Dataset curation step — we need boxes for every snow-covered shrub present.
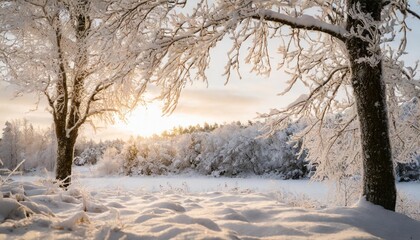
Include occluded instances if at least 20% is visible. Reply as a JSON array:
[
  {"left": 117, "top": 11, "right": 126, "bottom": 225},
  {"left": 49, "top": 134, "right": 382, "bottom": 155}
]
[
  {"left": 258, "top": 125, "right": 308, "bottom": 179},
  {"left": 74, "top": 147, "right": 104, "bottom": 166},
  {"left": 73, "top": 140, "right": 124, "bottom": 166},
  {"left": 91, "top": 122, "right": 308, "bottom": 178},
  {"left": 95, "top": 147, "right": 123, "bottom": 176},
  {"left": 95, "top": 123, "right": 308, "bottom": 179},
  {"left": 171, "top": 138, "right": 194, "bottom": 173},
  {"left": 135, "top": 141, "right": 174, "bottom": 175},
  {"left": 396, "top": 159, "right": 420, "bottom": 182},
  {"left": 172, "top": 133, "right": 204, "bottom": 172},
  {"left": 204, "top": 124, "right": 261, "bottom": 177},
  {"left": 122, "top": 142, "right": 140, "bottom": 176},
  {"left": 169, "top": 122, "right": 308, "bottom": 178}
]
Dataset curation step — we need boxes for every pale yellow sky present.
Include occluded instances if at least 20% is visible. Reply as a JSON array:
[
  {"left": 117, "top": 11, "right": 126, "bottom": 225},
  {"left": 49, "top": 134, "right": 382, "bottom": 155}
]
[{"left": 0, "top": 66, "right": 298, "bottom": 140}]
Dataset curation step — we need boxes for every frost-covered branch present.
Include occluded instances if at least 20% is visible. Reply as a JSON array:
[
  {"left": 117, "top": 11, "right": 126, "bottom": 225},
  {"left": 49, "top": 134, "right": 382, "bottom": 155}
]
[
  {"left": 252, "top": 10, "right": 347, "bottom": 41},
  {"left": 140, "top": 0, "right": 350, "bottom": 113},
  {"left": 136, "top": 1, "right": 419, "bottom": 208},
  {"left": 0, "top": 0, "right": 174, "bottom": 185}
]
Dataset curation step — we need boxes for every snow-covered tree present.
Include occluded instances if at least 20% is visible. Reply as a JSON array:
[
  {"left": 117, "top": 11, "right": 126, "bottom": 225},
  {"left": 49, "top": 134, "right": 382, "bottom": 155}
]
[
  {"left": 140, "top": 0, "right": 420, "bottom": 210},
  {"left": 0, "top": 0, "right": 176, "bottom": 186},
  {"left": 0, "top": 120, "right": 57, "bottom": 171},
  {"left": 38, "top": 125, "right": 57, "bottom": 171},
  {"left": 0, "top": 121, "right": 20, "bottom": 170},
  {"left": 96, "top": 146, "right": 123, "bottom": 175}
]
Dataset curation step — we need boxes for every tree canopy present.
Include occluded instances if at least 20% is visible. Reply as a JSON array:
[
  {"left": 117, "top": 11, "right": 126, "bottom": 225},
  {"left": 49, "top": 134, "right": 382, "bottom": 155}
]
[{"left": 134, "top": 0, "right": 420, "bottom": 210}]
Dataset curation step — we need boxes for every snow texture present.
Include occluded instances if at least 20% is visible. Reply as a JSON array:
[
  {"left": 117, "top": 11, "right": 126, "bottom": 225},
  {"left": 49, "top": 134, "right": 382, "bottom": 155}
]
[{"left": 0, "top": 174, "right": 419, "bottom": 239}]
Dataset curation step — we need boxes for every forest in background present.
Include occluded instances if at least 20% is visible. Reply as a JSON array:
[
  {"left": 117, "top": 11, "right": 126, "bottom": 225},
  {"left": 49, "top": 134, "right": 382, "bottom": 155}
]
[{"left": 1, "top": 106, "right": 418, "bottom": 182}]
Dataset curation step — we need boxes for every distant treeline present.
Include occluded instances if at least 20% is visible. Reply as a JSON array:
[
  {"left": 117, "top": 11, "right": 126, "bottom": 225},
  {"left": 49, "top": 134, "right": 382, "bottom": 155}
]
[{"left": 0, "top": 119, "right": 418, "bottom": 181}]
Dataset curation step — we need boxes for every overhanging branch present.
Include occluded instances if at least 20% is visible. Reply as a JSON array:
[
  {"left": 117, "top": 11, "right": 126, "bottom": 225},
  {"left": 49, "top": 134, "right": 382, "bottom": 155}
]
[
  {"left": 407, "top": 8, "right": 420, "bottom": 20},
  {"left": 252, "top": 10, "right": 347, "bottom": 41}
]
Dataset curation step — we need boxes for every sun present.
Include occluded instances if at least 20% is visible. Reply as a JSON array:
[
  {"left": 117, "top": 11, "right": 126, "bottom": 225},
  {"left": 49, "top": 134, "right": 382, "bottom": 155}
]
[
  {"left": 114, "top": 102, "right": 201, "bottom": 137},
  {"left": 118, "top": 103, "right": 175, "bottom": 137}
]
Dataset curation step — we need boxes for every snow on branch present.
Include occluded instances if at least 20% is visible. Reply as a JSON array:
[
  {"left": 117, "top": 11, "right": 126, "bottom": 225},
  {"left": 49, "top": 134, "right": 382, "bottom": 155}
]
[
  {"left": 140, "top": 0, "right": 352, "bottom": 114},
  {"left": 0, "top": 0, "right": 165, "bottom": 139},
  {"left": 253, "top": 10, "right": 347, "bottom": 41}
]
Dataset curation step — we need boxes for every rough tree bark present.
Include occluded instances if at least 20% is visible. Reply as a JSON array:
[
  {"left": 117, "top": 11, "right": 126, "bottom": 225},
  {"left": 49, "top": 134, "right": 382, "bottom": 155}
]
[
  {"left": 346, "top": 0, "right": 396, "bottom": 210},
  {"left": 55, "top": 132, "right": 77, "bottom": 186},
  {"left": 55, "top": 0, "right": 90, "bottom": 187}
]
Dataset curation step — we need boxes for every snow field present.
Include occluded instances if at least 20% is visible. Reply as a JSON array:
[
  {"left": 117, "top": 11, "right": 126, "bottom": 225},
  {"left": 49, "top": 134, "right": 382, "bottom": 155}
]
[{"left": 1, "top": 174, "right": 420, "bottom": 239}]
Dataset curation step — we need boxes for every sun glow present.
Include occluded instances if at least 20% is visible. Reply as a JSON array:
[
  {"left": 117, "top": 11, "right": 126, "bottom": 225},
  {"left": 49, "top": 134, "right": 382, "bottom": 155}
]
[{"left": 114, "top": 103, "right": 203, "bottom": 137}]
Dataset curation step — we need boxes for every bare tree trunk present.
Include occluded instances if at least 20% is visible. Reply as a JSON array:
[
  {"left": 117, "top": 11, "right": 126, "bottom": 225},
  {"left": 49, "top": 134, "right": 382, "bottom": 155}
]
[
  {"left": 346, "top": 0, "right": 396, "bottom": 211},
  {"left": 55, "top": 134, "right": 77, "bottom": 187},
  {"left": 54, "top": 0, "right": 89, "bottom": 188},
  {"left": 53, "top": 19, "right": 71, "bottom": 186}
]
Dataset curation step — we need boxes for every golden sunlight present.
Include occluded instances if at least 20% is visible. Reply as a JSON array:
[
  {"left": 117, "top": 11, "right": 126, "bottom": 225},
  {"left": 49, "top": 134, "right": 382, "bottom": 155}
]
[{"left": 114, "top": 103, "right": 203, "bottom": 137}]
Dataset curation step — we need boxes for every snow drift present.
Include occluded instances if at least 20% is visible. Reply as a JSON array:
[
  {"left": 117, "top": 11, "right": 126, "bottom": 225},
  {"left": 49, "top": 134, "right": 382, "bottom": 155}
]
[{"left": 1, "top": 177, "right": 419, "bottom": 239}]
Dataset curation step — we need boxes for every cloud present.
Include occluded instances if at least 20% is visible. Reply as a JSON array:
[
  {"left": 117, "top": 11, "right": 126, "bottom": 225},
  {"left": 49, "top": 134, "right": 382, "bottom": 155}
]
[
  {"left": 0, "top": 86, "right": 51, "bottom": 127},
  {"left": 174, "top": 88, "right": 262, "bottom": 120}
]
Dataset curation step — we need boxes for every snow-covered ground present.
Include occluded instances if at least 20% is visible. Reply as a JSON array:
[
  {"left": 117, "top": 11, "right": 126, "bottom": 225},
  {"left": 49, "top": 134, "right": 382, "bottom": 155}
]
[{"left": 1, "top": 167, "right": 419, "bottom": 239}]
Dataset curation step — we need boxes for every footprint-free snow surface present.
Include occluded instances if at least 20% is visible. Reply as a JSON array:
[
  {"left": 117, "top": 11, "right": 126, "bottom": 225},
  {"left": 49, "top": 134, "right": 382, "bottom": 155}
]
[{"left": 1, "top": 175, "right": 419, "bottom": 240}]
